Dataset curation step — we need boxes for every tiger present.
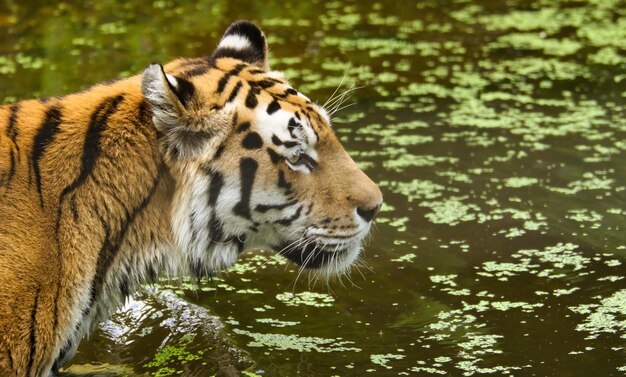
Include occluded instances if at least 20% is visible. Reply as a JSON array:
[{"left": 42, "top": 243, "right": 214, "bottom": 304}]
[{"left": 0, "top": 20, "right": 382, "bottom": 376}]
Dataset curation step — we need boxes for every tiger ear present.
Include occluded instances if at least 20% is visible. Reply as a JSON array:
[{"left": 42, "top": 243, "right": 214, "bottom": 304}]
[
  {"left": 211, "top": 20, "right": 269, "bottom": 71},
  {"left": 141, "top": 63, "right": 195, "bottom": 126},
  {"left": 141, "top": 64, "right": 196, "bottom": 109},
  {"left": 142, "top": 64, "right": 220, "bottom": 158}
]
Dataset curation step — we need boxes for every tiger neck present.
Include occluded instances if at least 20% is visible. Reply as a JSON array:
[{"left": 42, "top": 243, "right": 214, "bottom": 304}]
[{"left": 73, "top": 78, "right": 182, "bottom": 308}]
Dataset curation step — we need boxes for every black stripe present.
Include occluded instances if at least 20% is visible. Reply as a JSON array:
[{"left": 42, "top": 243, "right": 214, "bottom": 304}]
[
  {"left": 7, "top": 349, "right": 14, "bottom": 371},
  {"left": 137, "top": 100, "right": 151, "bottom": 125},
  {"left": 217, "top": 63, "right": 247, "bottom": 94},
  {"left": 52, "top": 339, "right": 73, "bottom": 374},
  {"left": 172, "top": 76, "right": 195, "bottom": 107},
  {"left": 90, "top": 212, "right": 111, "bottom": 306},
  {"left": 2, "top": 103, "right": 19, "bottom": 185},
  {"left": 181, "top": 64, "right": 209, "bottom": 78},
  {"left": 302, "top": 154, "right": 318, "bottom": 170},
  {"left": 242, "top": 132, "right": 263, "bottom": 149},
  {"left": 286, "top": 88, "right": 297, "bottom": 95},
  {"left": 158, "top": 68, "right": 194, "bottom": 109},
  {"left": 213, "top": 144, "right": 225, "bottom": 160},
  {"left": 69, "top": 194, "right": 79, "bottom": 221},
  {"left": 236, "top": 122, "right": 251, "bottom": 133},
  {"left": 271, "top": 134, "right": 283, "bottom": 146},
  {"left": 266, "top": 100, "right": 281, "bottom": 115},
  {"left": 233, "top": 158, "right": 258, "bottom": 219},
  {"left": 26, "top": 286, "right": 41, "bottom": 377},
  {"left": 32, "top": 106, "right": 63, "bottom": 207},
  {"left": 309, "top": 119, "right": 319, "bottom": 141},
  {"left": 207, "top": 170, "right": 226, "bottom": 245},
  {"left": 252, "top": 79, "right": 277, "bottom": 89},
  {"left": 7, "top": 149, "right": 16, "bottom": 184},
  {"left": 245, "top": 87, "right": 259, "bottom": 109},
  {"left": 56, "top": 95, "right": 124, "bottom": 234},
  {"left": 226, "top": 81, "right": 243, "bottom": 103},
  {"left": 119, "top": 274, "right": 130, "bottom": 298},
  {"left": 287, "top": 118, "right": 300, "bottom": 138},
  {"left": 189, "top": 210, "right": 199, "bottom": 243},
  {"left": 6, "top": 104, "right": 19, "bottom": 144},
  {"left": 89, "top": 168, "right": 162, "bottom": 307},
  {"left": 284, "top": 140, "right": 299, "bottom": 148},
  {"left": 209, "top": 217, "right": 225, "bottom": 244},
  {"left": 206, "top": 171, "right": 224, "bottom": 247},
  {"left": 266, "top": 148, "right": 281, "bottom": 164},
  {"left": 277, "top": 169, "right": 292, "bottom": 192},
  {"left": 213, "top": 47, "right": 264, "bottom": 66},
  {"left": 255, "top": 199, "right": 298, "bottom": 213},
  {"left": 274, "top": 205, "right": 303, "bottom": 226},
  {"left": 208, "top": 170, "right": 224, "bottom": 207}
]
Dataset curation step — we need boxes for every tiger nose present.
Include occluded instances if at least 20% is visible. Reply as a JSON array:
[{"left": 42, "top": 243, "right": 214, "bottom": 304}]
[
  {"left": 357, "top": 204, "right": 382, "bottom": 222},
  {"left": 352, "top": 181, "right": 383, "bottom": 222}
]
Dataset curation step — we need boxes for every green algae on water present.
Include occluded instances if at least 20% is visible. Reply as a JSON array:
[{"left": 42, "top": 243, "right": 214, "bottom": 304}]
[
  {"left": 233, "top": 329, "right": 361, "bottom": 353},
  {"left": 275, "top": 292, "right": 335, "bottom": 307}
]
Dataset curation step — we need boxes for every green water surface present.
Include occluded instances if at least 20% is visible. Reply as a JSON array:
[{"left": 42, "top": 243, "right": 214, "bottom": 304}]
[{"left": 2, "top": 0, "right": 626, "bottom": 376}]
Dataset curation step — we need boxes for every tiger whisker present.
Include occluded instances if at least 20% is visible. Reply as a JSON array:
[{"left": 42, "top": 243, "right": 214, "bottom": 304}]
[
  {"left": 325, "top": 83, "right": 362, "bottom": 111},
  {"left": 308, "top": 238, "right": 333, "bottom": 289},
  {"left": 290, "top": 239, "right": 317, "bottom": 292},
  {"left": 249, "top": 227, "right": 310, "bottom": 274},
  {"left": 325, "top": 85, "right": 352, "bottom": 112},
  {"left": 327, "top": 85, "right": 364, "bottom": 116},
  {"left": 322, "top": 69, "right": 350, "bottom": 108}
]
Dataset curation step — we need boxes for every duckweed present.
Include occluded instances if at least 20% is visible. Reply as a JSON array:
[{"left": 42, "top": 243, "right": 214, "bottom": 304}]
[{"left": 275, "top": 292, "right": 335, "bottom": 307}]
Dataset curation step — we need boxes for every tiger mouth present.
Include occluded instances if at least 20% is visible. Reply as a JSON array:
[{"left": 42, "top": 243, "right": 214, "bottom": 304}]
[{"left": 278, "top": 242, "right": 349, "bottom": 268}]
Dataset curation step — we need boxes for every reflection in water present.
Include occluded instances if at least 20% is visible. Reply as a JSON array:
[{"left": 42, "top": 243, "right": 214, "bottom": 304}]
[{"left": 2, "top": 0, "right": 626, "bottom": 375}]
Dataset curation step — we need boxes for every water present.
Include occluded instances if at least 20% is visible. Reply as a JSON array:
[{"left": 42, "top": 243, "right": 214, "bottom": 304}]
[{"left": 2, "top": 0, "right": 626, "bottom": 375}]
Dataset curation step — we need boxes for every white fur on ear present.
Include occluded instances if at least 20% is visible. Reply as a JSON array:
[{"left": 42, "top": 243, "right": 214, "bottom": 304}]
[
  {"left": 141, "top": 64, "right": 233, "bottom": 159},
  {"left": 142, "top": 65, "right": 170, "bottom": 105},
  {"left": 212, "top": 20, "right": 269, "bottom": 70},
  {"left": 165, "top": 73, "right": 179, "bottom": 89},
  {"left": 217, "top": 34, "right": 253, "bottom": 51},
  {"left": 141, "top": 64, "right": 183, "bottom": 132}
]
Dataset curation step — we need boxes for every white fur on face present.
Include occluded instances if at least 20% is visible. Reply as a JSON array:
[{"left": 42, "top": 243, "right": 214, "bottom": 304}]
[
  {"left": 165, "top": 100, "right": 367, "bottom": 280},
  {"left": 254, "top": 108, "right": 295, "bottom": 145}
]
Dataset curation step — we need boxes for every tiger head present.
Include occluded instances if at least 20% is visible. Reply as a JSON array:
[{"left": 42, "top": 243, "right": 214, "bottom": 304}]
[{"left": 141, "top": 21, "right": 382, "bottom": 278}]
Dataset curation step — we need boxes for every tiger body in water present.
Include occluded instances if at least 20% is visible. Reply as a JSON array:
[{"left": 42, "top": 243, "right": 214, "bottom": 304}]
[{"left": 0, "top": 21, "right": 382, "bottom": 376}]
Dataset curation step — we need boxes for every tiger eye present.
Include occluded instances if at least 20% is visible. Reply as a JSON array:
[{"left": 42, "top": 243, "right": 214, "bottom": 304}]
[{"left": 287, "top": 154, "right": 302, "bottom": 165}]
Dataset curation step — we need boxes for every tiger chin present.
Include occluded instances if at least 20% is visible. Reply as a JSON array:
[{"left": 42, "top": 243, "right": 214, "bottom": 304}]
[{"left": 0, "top": 21, "right": 382, "bottom": 376}]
